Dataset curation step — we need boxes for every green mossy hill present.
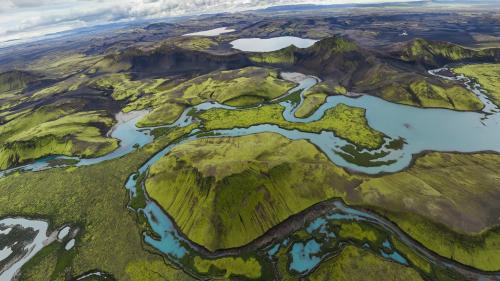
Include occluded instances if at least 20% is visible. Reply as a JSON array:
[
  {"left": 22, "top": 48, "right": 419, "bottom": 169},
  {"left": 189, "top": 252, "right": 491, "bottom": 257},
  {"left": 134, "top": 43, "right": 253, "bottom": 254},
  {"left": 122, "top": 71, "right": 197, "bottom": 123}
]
[
  {"left": 353, "top": 153, "right": 500, "bottom": 235},
  {"left": 348, "top": 152, "right": 500, "bottom": 271},
  {"left": 0, "top": 70, "right": 38, "bottom": 93},
  {"left": 28, "top": 53, "right": 103, "bottom": 78},
  {"left": 123, "top": 67, "right": 295, "bottom": 126},
  {"left": 0, "top": 101, "right": 118, "bottom": 170},
  {"left": 170, "top": 67, "right": 294, "bottom": 106},
  {"left": 249, "top": 36, "right": 486, "bottom": 111},
  {"left": 384, "top": 211, "right": 500, "bottom": 272},
  {"left": 106, "top": 44, "right": 251, "bottom": 79},
  {"left": 308, "top": 36, "right": 359, "bottom": 57},
  {"left": 295, "top": 92, "right": 328, "bottom": 118},
  {"left": 400, "top": 38, "right": 500, "bottom": 67},
  {"left": 92, "top": 73, "right": 167, "bottom": 103},
  {"left": 91, "top": 53, "right": 132, "bottom": 74},
  {"left": 249, "top": 36, "right": 369, "bottom": 84},
  {"left": 0, "top": 127, "right": 197, "bottom": 281},
  {"left": 249, "top": 45, "right": 298, "bottom": 64},
  {"left": 307, "top": 246, "right": 424, "bottom": 281},
  {"left": 249, "top": 37, "right": 358, "bottom": 66},
  {"left": 173, "top": 37, "right": 218, "bottom": 51},
  {"left": 453, "top": 63, "right": 500, "bottom": 107},
  {"left": 357, "top": 63, "right": 483, "bottom": 111},
  {"left": 407, "top": 79, "right": 483, "bottom": 110},
  {"left": 2, "top": 129, "right": 500, "bottom": 275},
  {"left": 198, "top": 103, "right": 384, "bottom": 149},
  {"left": 145, "top": 133, "right": 358, "bottom": 251},
  {"left": 295, "top": 83, "right": 348, "bottom": 118}
]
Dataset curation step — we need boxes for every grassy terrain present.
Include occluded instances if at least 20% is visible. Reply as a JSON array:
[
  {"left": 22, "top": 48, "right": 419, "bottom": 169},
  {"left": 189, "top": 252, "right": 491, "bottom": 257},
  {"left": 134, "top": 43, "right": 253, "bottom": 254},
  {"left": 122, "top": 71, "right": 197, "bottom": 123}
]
[
  {"left": 193, "top": 256, "right": 261, "bottom": 279},
  {"left": 295, "top": 93, "right": 327, "bottom": 118},
  {"left": 0, "top": 126, "right": 197, "bottom": 281},
  {"left": 309, "top": 36, "right": 359, "bottom": 57},
  {"left": 28, "top": 53, "right": 103, "bottom": 78},
  {"left": 307, "top": 246, "right": 424, "bottom": 281},
  {"left": 198, "top": 103, "right": 384, "bottom": 149},
  {"left": 271, "top": 218, "right": 436, "bottom": 281},
  {"left": 353, "top": 153, "right": 500, "bottom": 235},
  {"left": 146, "top": 132, "right": 500, "bottom": 269},
  {"left": 1, "top": 32, "right": 499, "bottom": 279},
  {"left": 0, "top": 68, "right": 127, "bottom": 169},
  {"left": 350, "top": 152, "right": 500, "bottom": 271},
  {"left": 92, "top": 73, "right": 181, "bottom": 127},
  {"left": 125, "top": 260, "right": 195, "bottom": 281},
  {"left": 400, "top": 38, "right": 499, "bottom": 67},
  {"left": 0, "top": 64, "right": 295, "bottom": 167},
  {"left": 248, "top": 36, "right": 358, "bottom": 67},
  {"left": 145, "top": 133, "right": 358, "bottom": 250},
  {"left": 408, "top": 80, "right": 483, "bottom": 110},
  {"left": 383, "top": 211, "right": 500, "bottom": 272},
  {"left": 0, "top": 102, "right": 118, "bottom": 170},
  {"left": 248, "top": 46, "right": 298, "bottom": 64},
  {"left": 1, "top": 131, "right": 499, "bottom": 277},
  {"left": 101, "top": 67, "right": 295, "bottom": 126},
  {"left": 93, "top": 73, "right": 167, "bottom": 103},
  {"left": 0, "top": 70, "right": 38, "bottom": 93},
  {"left": 136, "top": 103, "right": 186, "bottom": 128},
  {"left": 0, "top": 72, "right": 89, "bottom": 117},
  {"left": 357, "top": 64, "right": 484, "bottom": 111},
  {"left": 453, "top": 63, "right": 500, "bottom": 107},
  {"left": 177, "top": 67, "right": 292, "bottom": 106},
  {"left": 173, "top": 37, "right": 218, "bottom": 51},
  {"left": 248, "top": 36, "right": 485, "bottom": 111},
  {"left": 295, "top": 83, "right": 348, "bottom": 118}
]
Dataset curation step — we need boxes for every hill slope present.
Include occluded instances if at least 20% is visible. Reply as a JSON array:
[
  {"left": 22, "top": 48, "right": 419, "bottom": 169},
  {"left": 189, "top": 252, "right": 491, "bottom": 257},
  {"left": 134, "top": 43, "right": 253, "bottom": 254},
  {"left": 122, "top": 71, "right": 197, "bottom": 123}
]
[
  {"left": 249, "top": 36, "right": 487, "bottom": 111},
  {"left": 145, "top": 133, "right": 358, "bottom": 251},
  {"left": 0, "top": 70, "right": 39, "bottom": 93},
  {"left": 398, "top": 38, "right": 500, "bottom": 67}
]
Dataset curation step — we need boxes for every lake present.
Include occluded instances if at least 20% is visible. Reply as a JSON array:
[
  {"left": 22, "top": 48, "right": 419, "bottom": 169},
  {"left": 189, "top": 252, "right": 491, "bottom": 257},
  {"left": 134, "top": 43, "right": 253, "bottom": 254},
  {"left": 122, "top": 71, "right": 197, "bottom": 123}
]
[
  {"left": 230, "top": 36, "right": 318, "bottom": 52},
  {"left": 183, "top": 27, "right": 235, "bottom": 37}
]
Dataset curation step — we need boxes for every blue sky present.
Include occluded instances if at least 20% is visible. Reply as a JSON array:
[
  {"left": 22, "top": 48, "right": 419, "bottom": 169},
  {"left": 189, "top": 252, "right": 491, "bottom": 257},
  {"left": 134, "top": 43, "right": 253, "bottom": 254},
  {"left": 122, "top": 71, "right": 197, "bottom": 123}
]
[{"left": 0, "top": 0, "right": 427, "bottom": 43}]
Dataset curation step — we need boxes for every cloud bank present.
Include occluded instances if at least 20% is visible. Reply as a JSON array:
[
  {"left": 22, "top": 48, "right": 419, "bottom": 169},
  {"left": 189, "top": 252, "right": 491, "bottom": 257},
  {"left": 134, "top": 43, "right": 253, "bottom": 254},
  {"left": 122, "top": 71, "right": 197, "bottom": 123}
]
[{"left": 0, "top": 0, "right": 421, "bottom": 43}]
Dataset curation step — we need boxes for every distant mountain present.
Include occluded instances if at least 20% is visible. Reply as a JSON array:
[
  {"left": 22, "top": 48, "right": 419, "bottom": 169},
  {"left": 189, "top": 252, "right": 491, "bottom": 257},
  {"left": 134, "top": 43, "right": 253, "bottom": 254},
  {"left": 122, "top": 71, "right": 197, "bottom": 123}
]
[
  {"left": 144, "top": 22, "right": 176, "bottom": 31},
  {"left": 260, "top": 0, "right": 430, "bottom": 12},
  {"left": 431, "top": 0, "right": 496, "bottom": 3}
]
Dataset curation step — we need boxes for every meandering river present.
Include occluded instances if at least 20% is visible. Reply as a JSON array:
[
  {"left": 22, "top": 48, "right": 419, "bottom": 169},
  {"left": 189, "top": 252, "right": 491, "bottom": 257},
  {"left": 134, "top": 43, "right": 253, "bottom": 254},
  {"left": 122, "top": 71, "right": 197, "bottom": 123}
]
[
  {"left": 4, "top": 65, "right": 500, "bottom": 177},
  {"left": 119, "top": 68, "right": 500, "bottom": 280},
  {"left": 1, "top": 46, "right": 500, "bottom": 279}
]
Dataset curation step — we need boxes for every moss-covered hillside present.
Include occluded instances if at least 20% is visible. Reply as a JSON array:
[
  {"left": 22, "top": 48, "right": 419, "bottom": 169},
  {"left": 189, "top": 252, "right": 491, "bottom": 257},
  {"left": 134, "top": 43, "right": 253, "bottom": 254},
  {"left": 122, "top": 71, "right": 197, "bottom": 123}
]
[
  {"left": 145, "top": 133, "right": 358, "bottom": 250},
  {"left": 247, "top": 36, "right": 491, "bottom": 111},
  {"left": 400, "top": 38, "right": 500, "bottom": 67}
]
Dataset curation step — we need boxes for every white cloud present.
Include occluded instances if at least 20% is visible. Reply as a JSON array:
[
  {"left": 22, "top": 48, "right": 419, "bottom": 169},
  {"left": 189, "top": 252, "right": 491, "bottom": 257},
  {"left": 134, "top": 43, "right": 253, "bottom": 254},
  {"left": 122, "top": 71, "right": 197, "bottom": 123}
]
[{"left": 0, "top": 0, "right": 422, "bottom": 43}]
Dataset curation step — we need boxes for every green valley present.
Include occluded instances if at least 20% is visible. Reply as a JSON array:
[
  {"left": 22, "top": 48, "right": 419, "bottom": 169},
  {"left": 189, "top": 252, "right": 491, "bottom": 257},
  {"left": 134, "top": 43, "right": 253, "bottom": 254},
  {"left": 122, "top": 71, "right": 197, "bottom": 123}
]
[{"left": 1, "top": 4, "right": 500, "bottom": 281}]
